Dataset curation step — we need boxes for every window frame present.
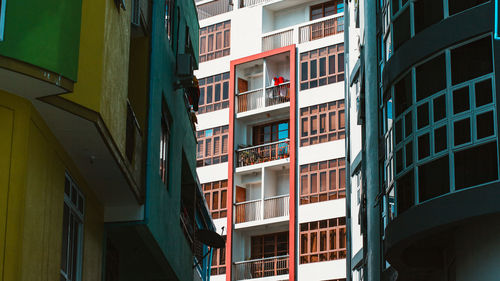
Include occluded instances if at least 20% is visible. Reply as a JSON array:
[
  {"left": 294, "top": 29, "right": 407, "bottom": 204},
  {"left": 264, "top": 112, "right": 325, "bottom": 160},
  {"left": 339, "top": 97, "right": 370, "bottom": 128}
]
[
  {"left": 300, "top": 44, "right": 345, "bottom": 91},
  {"left": 299, "top": 217, "right": 346, "bottom": 264},
  {"left": 199, "top": 20, "right": 231, "bottom": 63},
  {"left": 60, "top": 173, "right": 85, "bottom": 281},
  {"left": 203, "top": 180, "right": 228, "bottom": 219},
  {"left": 300, "top": 158, "right": 346, "bottom": 205},
  {"left": 160, "top": 100, "right": 172, "bottom": 187},
  {"left": 0, "top": 0, "right": 6, "bottom": 41},
  {"left": 211, "top": 238, "right": 227, "bottom": 275},
  {"left": 198, "top": 72, "right": 230, "bottom": 114},
  {"left": 196, "top": 125, "right": 229, "bottom": 167},
  {"left": 165, "top": 0, "right": 175, "bottom": 42},
  {"left": 300, "top": 100, "right": 345, "bottom": 147}
]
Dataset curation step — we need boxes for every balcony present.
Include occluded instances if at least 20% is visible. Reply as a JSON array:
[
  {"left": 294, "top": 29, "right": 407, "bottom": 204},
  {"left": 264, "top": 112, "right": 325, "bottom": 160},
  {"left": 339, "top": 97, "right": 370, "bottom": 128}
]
[
  {"left": 262, "top": 14, "right": 344, "bottom": 51},
  {"left": 235, "top": 194, "right": 289, "bottom": 223},
  {"left": 233, "top": 255, "right": 289, "bottom": 280},
  {"left": 237, "top": 83, "right": 290, "bottom": 113},
  {"left": 196, "top": 0, "right": 233, "bottom": 20},
  {"left": 237, "top": 139, "right": 290, "bottom": 167}
]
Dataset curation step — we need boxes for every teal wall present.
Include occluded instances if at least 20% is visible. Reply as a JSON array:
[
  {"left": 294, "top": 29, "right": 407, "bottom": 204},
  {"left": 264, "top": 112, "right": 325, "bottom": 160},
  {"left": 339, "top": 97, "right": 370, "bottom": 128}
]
[
  {"left": 145, "top": 0, "right": 201, "bottom": 280},
  {"left": 0, "top": 0, "right": 82, "bottom": 81}
]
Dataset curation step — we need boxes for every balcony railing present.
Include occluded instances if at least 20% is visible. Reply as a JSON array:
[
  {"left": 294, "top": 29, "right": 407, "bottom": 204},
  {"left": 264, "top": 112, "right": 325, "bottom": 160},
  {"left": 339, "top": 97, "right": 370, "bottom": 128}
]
[
  {"left": 237, "top": 139, "right": 290, "bottom": 167},
  {"left": 299, "top": 16, "right": 344, "bottom": 43},
  {"left": 197, "top": 0, "right": 233, "bottom": 20},
  {"left": 237, "top": 88, "right": 264, "bottom": 113},
  {"left": 261, "top": 14, "right": 344, "bottom": 51},
  {"left": 265, "top": 82, "right": 290, "bottom": 107},
  {"left": 239, "top": 0, "right": 272, "bottom": 8},
  {"left": 262, "top": 29, "right": 293, "bottom": 52},
  {"left": 233, "top": 255, "right": 289, "bottom": 280},
  {"left": 235, "top": 195, "right": 289, "bottom": 223}
]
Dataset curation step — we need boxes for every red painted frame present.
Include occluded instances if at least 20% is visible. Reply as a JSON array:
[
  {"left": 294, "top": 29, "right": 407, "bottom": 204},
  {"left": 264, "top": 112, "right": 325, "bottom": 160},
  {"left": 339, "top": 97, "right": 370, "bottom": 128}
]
[{"left": 227, "top": 44, "right": 297, "bottom": 281}]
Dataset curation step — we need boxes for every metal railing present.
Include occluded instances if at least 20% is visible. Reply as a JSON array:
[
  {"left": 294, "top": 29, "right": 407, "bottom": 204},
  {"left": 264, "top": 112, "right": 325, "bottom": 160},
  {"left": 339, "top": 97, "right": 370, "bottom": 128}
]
[
  {"left": 233, "top": 255, "right": 289, "bottom": 280},
  {"left": 262, "top": 29, "right": 293, "bottom": 51},
  {"left": 299, "top": 16, "right": 344, "bottom": 43},
  {"left": 239, "top": 0, "right": 272, "bottom": 8},
  {"left": 235, "top": 195, "right": 289, "bottom": 223},
  {"left": 237, "top": 139, "right": 290, "bottom": 167},
  {"left": 235, "top": 199, "right": 262, "bottom": 223},
  {"left": 197, "top": 0, "right": 233, "bottom": 20},
  {"left": 237, "top": 88, "right": 264, "bottom": 113},
  {"left": 265, "top": 83, "right": 290, "bottom": 107},
  {"left": 264, "top": 195, "right": 289, "bottom": 219}
]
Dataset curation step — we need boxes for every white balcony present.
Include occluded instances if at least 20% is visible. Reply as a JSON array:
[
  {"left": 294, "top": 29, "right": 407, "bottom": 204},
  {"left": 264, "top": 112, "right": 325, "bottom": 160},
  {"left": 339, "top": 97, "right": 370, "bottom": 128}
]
[
  {"left": 235, "top": 194, "right": 289, "bottom": 224},
  {"left": 261, "top": 13, "right": 344, "bottom": 52},
  {"left": 233, "top": 255, "right": 289, "bottom": 280}
]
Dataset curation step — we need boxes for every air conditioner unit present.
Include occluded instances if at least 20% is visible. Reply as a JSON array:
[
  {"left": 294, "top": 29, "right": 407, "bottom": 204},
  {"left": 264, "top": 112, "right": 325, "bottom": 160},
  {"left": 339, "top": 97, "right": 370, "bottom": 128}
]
[{"left": 131, "top": 0, "right": 141, "bottom": 26}]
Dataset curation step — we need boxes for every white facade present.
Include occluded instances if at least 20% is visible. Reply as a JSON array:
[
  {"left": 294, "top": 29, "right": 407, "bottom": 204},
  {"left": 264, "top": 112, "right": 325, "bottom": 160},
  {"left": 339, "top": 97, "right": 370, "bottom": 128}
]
[{"left": 195, "top": 1, "right": 347, "bottom": 280}]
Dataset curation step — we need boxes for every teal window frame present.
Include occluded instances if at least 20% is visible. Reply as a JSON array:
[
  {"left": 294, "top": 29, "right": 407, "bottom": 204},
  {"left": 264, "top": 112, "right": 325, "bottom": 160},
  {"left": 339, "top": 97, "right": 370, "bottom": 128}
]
[{"left": 0, "top": 0, "right": 6, "bottom": 41}]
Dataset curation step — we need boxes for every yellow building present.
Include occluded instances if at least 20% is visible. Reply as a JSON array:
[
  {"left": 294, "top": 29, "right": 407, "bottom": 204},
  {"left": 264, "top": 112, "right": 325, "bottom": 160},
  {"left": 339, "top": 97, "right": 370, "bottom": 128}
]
[{"left": 0, "top": 0, "right": 148, "bottom": 280}]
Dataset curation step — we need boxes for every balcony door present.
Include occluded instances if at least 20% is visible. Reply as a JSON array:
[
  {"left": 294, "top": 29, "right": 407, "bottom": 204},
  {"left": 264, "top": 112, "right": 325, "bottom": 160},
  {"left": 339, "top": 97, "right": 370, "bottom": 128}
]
[{"left": 252, "top": 120, "right": 289, "bottom": 146}]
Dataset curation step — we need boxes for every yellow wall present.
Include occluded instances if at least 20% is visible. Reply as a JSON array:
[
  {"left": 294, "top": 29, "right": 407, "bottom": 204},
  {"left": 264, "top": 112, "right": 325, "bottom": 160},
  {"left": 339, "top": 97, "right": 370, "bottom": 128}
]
[
  {"left": 61, "top": 0, "right": 133, "bottom": 158},
  {"left": 0, "top": 91, "right": 104, "bottom": 281}
]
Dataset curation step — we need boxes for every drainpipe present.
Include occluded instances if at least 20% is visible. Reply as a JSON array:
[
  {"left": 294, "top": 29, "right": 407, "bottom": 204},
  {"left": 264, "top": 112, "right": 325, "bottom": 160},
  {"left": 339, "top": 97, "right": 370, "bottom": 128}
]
[
  {"left": 343, "top": 1, "right": 352, "bottom": 281},
  {"left": 363, "top": 0, "right": 382, "bottom": 280}
]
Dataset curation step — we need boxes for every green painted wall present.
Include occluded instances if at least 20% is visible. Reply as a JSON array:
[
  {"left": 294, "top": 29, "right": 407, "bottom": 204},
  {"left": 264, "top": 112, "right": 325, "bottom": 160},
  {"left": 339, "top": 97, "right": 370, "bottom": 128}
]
[
  {"left": 0, "top": 0, "right": 82, "bottom": 81},
  {"left": 145, "top": 0, "right": 200, "bottom": 280}
]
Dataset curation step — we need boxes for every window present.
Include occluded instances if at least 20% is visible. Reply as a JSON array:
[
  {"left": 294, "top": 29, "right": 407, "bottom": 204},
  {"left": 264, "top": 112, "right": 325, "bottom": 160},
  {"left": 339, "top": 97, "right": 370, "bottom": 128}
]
[
  {"left": 160, "top": 102, "right": 171, "bottom": 185},
  {"left": 310, "top": 0, "right": 343, "bottom": 20},
  {"left": 448, "top": 0, "right": 489, "bottom": 16},
  {"left": 61, "top": 174, "right": 84, "bottom": 281},
  {"left": 198, "top": 72, "right": 230, "bottom": 114},
  {"left": 300, "top": 158, "right": 346, "bottom": 205},
  {"left": 300, "top": 217, "right": 346, "bottom": 264},
  {"left": 197, "top": 125, "right": 229, "bottom": 167},
  {"left": 199, "top": 21, "right": 230, "bottom": 63},
  {"left": 300, "top": 44, "right": 344, "bottom": 90},
  {"left": 252, "top": 120, "right": 289, "bottom": 146},
  {"left": 211, "top": 237, "right": 226, "bottom": 275},
  {"left": 249, "top": 232, "right": 289, "bottom": 277},
  {"left": 165, "top": 0, "right": 175, "bottom": 41},
  {"left": 203, "top": 180, "right": 228, "bottom": 219},
  {"left": 0, "top": 0, "right": 6, "bottom": 41},
  {"left": 300, "top": 100, "right": 345, "bottom": 146}
]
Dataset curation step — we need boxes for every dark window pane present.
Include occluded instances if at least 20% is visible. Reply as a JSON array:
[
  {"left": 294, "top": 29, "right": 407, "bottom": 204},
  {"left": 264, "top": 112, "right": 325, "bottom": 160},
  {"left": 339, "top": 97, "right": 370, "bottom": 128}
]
[
  {"left": 454, "top": 118, "right": 471, "bottom": 145},
  {"left": 392, "top": 0, "right": 399, "bottom": 15},
  {"left": 396, "top": 148, "right": 403, "bottom": 173},
  {"left": 455, "top": 141, "right": 498, "bottom": 190},
  {"left": 453, "top": 87, "right": 469, "bottom": 114},
  {"left": 417, "top": 103, "right": 429, "bottom": 129},
  {"left": 414, "top": 0, "right": 443, "bottom": 34},
  {"left": 448, "top": 0, "right": 489, "bottom": 16},
  {"left": 418, "top": 133, "right": 430, "bottom": 160},
  {"left": 214, "top": 84, "right": 221, "bottom": 102},
  {"left": 419, "top": 155, "right": 450, "bottom": 202},
  {"left": 416, "top": 54, "right": 446, "bottom": 101},
  {"left": 396, "top": 170, "right": 414, "bottom": 214},
  {"left": 476, "top": 111, "right": 494, "bottom": 139},
  {"left": 319, "top": 57, "right": 326, "bottom": 76},
  {"left": 406, "top": 141, "right": 413, "bottom": 167},
  {"left": 199, "top": 88, "right": 205, "bottom": 105},
  {"left": 434, "top": 126, "right": 447, "bottom": 153},
  {"left": 310, "top": 60, "right": 317, "bottom": 79},
  {"left": 223, "top": 82, "right": 229, "bottom": 100},
  {"left": 405, "top": 112, "right": 412, "bottom": 137},
  {"left": 329, "top": 55, "right": 336, "bottom": 74},
  {"left": 475, "top": 79, "right": 493, "bottom": 107},
  {"left": 338, "top": 53, "right": 345, "bottom": 72},
  {"left": 301, "top": 62, "right": 308, "bottom": 81},
  {"left": 396, "top": 119, "right": 403, "bottom": 144},
  {"left": 451, "top": 36, "right": 493, "bottom": 85},
  {"left": 393, "top": 8, "right": 411, "bottom": 51},
  {"left": 433, "top": 95, "right": 446, "bottom": 122},
  {"left": 394, "top": 72, "right": 412, "bottom": 117},
  {"left": 310, "top": 80, "right": 318, "bottom": 88},
  {"left": 207, "top": 86, "right": 213, "bottom": 103}
]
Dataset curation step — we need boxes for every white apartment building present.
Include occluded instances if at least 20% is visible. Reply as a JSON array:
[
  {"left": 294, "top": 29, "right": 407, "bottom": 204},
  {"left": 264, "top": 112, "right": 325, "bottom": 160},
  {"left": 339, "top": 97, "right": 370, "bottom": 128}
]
[{"left": 194, "top": 1, "right": 347, "bottom": 280}]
